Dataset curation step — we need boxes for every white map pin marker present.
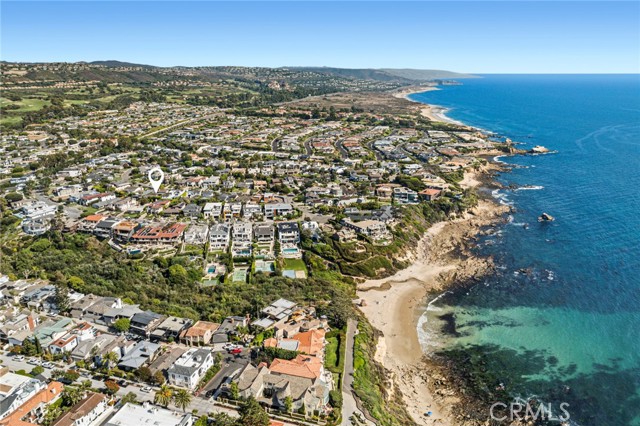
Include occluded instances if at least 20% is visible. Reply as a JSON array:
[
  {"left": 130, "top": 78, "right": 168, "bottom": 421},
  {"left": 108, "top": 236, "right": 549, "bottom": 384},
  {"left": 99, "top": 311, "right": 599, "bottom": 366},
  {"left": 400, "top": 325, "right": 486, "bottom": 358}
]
[{"left": 148, "top": 167, "right": 164, "bottom": 193}]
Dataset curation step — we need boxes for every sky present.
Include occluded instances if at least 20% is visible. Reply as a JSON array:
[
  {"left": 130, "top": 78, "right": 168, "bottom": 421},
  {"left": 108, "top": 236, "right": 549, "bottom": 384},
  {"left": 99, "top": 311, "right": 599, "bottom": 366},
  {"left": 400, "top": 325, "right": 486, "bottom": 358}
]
[{"left": 1, "top": 1, "right": 639, "bottom": 73}]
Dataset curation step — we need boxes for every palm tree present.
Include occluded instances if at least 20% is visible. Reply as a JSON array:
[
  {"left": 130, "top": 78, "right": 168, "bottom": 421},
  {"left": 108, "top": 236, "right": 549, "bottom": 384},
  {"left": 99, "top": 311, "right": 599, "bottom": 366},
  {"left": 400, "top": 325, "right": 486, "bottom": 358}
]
[
  {"left": 62, "top": 386, "right": 83, "bottom": 407},
  {"left": 102, "top": 351, "right": 119, "bottom": 370},
  {"left": 154, "top": 385, "right": 173, "bottom": 408},
  {"left": 173, "top": 388, "right": 192, "bottom": 412}
]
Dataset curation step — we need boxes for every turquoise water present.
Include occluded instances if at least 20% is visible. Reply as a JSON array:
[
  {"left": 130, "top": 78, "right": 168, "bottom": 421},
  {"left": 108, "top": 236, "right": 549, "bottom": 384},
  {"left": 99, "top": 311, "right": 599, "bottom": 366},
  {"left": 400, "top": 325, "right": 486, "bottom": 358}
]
[{"left": 411, "top": 75, "right": 640, "bottom": 426}]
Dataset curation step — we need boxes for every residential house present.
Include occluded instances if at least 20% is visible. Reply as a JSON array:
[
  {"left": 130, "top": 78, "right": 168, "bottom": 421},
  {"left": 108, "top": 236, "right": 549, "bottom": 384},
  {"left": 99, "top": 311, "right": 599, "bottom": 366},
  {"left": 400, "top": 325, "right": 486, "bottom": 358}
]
[
  {"left": 184, "top": 224, "right": 209, "bottom": 245},
  {"left": 276, "top": 222, "right": 299, "bottom": 245},
  {"left": 50, "top": 392, "right": 109, "bottom": 426},
  {"left": 242, "top": 203, "right": 261, "bottom": 219},
  {"left": 393, "top": 187, "right": 419, "bottom": 204},
  {"left": 167, "top": 348, "right": 214, "bottom": 390},
  {"left": 111, "top": 221, "right": 139, "bottom": 242},
  {"left": 182, "top": 204, "right": 202, "bottom": 218},
  {"left": 209, "top": 224, "right": 231, "bottom": 251},
  {"left": 234, "top": 355, "right": 330, "bottom": 414},
  {"left": 203, "top": 202, "right": 222, "bottom": 220},
  {"left": 130, "top": 311, "right": 165, "bottom": 338},
  {"left": 93, "top": 219, "right": 119, "bottom": 239},
  {"left": 117, "top": 341, "right": 160, "bottom": 371},
  {"left": 150, "top": 316, "right": 193, "bottom": 343},
  {"left": 131, "top": 223, "right": 187, "bottom": 245},
  {"left": 418, "top": 188, "right": 442, "bottom": 201},
  {"left": 179, "top": 321, "right": 220, "bottom": 346},
  {"left": 253, "top": 223, "right": 274, "bottom": 244},
  {"left": 340, "top": 219, "right": 388, "bottom": 240},
  {"left": 264, "top": 203, "right": 293, "bottom": 220},
  {"left": 0, "top": 375, "right": 63, "bottom": 426}
]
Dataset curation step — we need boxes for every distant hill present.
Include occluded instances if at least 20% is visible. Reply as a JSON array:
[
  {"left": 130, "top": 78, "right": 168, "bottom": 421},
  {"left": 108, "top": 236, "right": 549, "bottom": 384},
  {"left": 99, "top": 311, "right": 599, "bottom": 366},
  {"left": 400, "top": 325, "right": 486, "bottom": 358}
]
[
  {"left": 289, "top": 67, "right": 475, "bottom": 82},
  {"left": 89, "top": 60, "right": 155, "bottom": 68},
  {"left": 380, "top": 68, "right": 476, "bottom": 80}
]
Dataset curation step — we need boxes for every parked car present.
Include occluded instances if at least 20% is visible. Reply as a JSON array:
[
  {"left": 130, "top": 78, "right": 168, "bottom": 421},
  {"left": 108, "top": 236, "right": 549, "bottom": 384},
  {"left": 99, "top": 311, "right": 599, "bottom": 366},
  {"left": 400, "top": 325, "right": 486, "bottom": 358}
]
[
  {"left": 230, "top": 348, "right": 243, "bottom": 355},
  {"left": 141, "top": 386, "right": 152, "bottom": 393},
  {"left": 13, "top": 355, "right": 25, "bottom": 361}
]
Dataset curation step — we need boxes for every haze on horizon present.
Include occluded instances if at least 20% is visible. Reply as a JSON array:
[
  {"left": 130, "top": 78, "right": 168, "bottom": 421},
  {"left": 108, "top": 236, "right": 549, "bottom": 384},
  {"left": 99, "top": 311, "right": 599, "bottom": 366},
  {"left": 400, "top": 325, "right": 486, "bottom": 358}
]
[{"left": 2, "top": 1, "right": 639, "bottom": 74}]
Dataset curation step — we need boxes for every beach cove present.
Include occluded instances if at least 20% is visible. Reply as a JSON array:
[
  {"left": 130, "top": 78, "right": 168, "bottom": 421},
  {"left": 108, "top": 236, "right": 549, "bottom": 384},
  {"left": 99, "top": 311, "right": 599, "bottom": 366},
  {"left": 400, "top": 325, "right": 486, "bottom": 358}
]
[
  {"left": 398, "top": 75, "right": 640, "bottom": 426},
  {"left": 357, "top": 164, "right": 510, "bottom": 426}
]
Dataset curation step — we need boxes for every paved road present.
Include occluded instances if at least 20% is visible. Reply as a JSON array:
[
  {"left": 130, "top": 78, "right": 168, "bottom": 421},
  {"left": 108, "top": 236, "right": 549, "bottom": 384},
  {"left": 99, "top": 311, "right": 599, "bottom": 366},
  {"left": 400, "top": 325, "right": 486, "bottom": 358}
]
[
  {"left": 341, "top": 320, "right": 375, "bottom": 426},
  {"left": 335, "top": 140, "right": 349, "bottom": 158},
  {"left": 303, "top": 140, "right": 313, "bottom": 156}
]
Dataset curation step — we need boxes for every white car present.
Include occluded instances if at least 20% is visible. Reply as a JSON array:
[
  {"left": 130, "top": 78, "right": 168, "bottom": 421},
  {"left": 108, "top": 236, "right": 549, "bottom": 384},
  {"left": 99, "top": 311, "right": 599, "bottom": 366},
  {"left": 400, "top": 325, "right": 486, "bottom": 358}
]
[
  {"left": 27, "top": 358, "right": 40, "bottom": 365},
  {"left": 14, "top": 355, "right": 25, "bottom": 361},
  {"left": 141, "top": 386, "right": 152, "bottom": 393}
]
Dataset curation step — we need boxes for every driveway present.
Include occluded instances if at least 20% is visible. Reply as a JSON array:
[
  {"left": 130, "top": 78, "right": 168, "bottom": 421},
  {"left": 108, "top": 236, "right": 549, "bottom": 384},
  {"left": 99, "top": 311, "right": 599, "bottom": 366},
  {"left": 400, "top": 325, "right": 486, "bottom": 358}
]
[{"left": 200, "top": 349, "right": 250, "bottom": 397}]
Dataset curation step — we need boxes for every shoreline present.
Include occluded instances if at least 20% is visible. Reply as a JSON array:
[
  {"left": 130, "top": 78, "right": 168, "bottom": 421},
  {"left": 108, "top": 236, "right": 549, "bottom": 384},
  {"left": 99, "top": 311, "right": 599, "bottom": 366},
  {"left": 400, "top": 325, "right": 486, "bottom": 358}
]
[
  {"left": 356, "top": 165, "right": 510, "bottom": 426},
  {"left": 392, "top": 87, "right": 467, "bottom": 127}
]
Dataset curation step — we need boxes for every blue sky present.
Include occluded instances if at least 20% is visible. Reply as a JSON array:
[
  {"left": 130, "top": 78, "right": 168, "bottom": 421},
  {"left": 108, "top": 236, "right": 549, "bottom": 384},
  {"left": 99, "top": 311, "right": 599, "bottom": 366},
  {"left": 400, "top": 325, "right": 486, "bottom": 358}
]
[{"left": 1, "top": 1, "right": 638, "bottom": 73}]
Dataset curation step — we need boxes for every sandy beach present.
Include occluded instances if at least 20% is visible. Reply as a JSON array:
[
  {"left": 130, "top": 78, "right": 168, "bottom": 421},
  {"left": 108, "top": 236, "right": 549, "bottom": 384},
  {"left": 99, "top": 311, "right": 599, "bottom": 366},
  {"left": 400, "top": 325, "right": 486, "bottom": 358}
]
[
  {"left": 392, "top": 87, "right": 466, "bottom": 126},
  {"left": 356, "top": 171, "right": 509, "bottom": 426}
]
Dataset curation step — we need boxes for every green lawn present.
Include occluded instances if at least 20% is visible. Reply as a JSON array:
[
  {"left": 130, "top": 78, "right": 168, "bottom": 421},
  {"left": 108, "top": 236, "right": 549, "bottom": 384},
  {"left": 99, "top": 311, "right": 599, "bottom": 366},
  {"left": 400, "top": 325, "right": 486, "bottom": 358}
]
[
  {"left": 0, "top": 97, "right": 50, "bottom": 112},
  {"left": 0, "top": 115, "right": 22, "bottom": 126},
  {"left": 283, "top": 258, "right": 307, "bottom": 272}
]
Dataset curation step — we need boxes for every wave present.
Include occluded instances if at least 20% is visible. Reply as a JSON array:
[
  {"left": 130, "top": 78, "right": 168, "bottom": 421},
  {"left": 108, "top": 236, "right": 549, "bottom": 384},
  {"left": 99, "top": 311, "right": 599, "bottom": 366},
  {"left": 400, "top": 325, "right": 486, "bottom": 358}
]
[
  {"left": 491, "top": 188, "right": 514, "bottom": 206},
  {"left": 493, "top": 155, "right": 508, "bottom": 164},
  {"left": 515, "top": 185, "right": 544, "bottom": 191},
  {"left": 416, "top": 292, "right": 453, "bottom": 350}
]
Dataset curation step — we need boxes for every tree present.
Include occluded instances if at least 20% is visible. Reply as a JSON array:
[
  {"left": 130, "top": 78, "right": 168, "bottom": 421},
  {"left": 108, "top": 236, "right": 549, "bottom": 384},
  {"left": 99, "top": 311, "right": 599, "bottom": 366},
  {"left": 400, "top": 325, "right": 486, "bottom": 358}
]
[
  {"left": 194, "top": 414, "right": 209, "bottom": 426},
  {"left": 154, "top": 385, "right": 173, "bottom": 407},
  {"left": 284, "top": 396, "right": 293, "bottom": 413},
  {"left": 168, "top": 264, "right": 188, "bottom": 285},
  {"left": 209, "top": 413, "right": 236, "bottom": 426},
  {"left": 136, "top": 366, "right": 152, "bottom": 383},
  {"left": 63, "top": 370, "right": 80, "bottom": 383},
  {"left": 41, "top": 404, "right": 62, "bottom": 426},
  {"left": 102, "top": 351, "right": 119, "bottom": 370},
  {"left": 153, "top": 371, "right": 166, "bottom": 385},
  {"left": 238, "top": 397, "right": 270, "bottom": 426},
  {"left": 104, "top": 380, "right": 120, "bottom": 395},
  {"left": 112, "top": 318, "right": 131, "bottom": 333},
  {"left": 297, "top": 403, "right": 306, "bottom": 416},
  {"left": 22, "top": 339, "right": 37, "bottom": 356},
  {"left": 229, "top": 381, "right": 240, "bottom": 400},
  {"left": 62, "top": 386, "right": 83, "bottom": 407},
  {"left": 67, "top": 276, "right": 86, "bottom": 292},
  {"left": 319, "top": 293, "right": 353, "bottom": 329},
  {"left": 173, "top": 388, "right": 192, "bottom": 412},
  {"left": 54, "top": 285, "right": 71, "bottom": 313},
  {"left": 31, "top": 365, "right": 45, "bottom": 376},
  {"left": 121, "top": 392, "right": 138, "bottom": 405},
  {"left": 5, "top": 192, "right": 23, "bottom": 203}
]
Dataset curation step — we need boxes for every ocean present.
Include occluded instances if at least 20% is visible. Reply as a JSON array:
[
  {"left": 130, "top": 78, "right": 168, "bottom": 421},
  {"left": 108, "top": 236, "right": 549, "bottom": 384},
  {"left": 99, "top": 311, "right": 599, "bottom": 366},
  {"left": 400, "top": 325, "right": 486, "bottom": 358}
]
[{"left": 410, "top": 75, "right": 640, "bottom": 426}]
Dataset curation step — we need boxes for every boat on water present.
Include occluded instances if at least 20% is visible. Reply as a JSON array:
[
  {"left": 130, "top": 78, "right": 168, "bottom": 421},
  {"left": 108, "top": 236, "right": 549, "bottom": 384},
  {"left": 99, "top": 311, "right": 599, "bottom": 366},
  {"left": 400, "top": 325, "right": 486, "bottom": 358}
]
[{"left": 538, "top": 212, "right": 555, "bottom": 222}]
